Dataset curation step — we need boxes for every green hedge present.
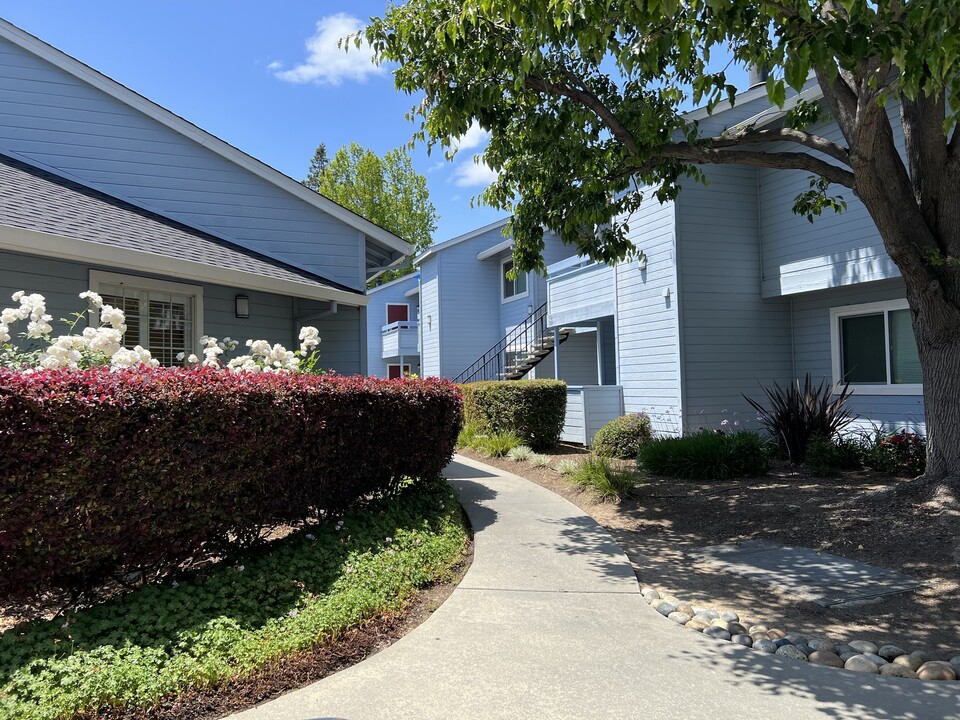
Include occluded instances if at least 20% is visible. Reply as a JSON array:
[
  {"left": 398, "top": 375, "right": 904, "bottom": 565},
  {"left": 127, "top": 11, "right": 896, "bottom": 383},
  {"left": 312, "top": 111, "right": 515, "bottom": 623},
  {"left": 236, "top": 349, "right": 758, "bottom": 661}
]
[
  {"left": 459, "top": 380, "right": 566, "bottom": 450},
  {"left": 0, "top": 367, "right": 462, "bottom": 600}
]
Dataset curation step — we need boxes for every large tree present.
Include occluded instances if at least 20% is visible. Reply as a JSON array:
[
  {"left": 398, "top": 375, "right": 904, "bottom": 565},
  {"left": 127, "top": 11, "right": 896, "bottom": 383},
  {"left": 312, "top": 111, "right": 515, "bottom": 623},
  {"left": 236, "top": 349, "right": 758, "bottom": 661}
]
[
  {"left": 304, "top": 142, "right": 438, "bottom": 284},
  {"left": 365, "top": 0, "right": 960, "bottom": 488}
]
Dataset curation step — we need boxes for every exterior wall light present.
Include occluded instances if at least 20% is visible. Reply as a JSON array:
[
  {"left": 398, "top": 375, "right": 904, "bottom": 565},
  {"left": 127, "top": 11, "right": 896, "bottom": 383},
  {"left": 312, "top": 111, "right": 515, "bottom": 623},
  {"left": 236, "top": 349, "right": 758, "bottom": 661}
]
[{"left": 235, "top": 294, "right": 250, "bottom": 319}]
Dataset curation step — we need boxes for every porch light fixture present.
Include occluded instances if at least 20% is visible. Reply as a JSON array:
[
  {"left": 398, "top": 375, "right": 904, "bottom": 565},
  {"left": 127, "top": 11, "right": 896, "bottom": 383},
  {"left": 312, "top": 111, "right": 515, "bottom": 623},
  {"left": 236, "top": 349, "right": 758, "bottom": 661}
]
[{"left": 235, "top": 294, "right": 250, "bottom": 319}]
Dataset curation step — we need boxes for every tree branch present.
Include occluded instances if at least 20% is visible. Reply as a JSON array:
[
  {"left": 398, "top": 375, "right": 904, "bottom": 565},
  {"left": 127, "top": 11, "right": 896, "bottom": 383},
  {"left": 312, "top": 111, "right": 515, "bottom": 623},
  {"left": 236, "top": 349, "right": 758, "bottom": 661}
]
[
  {"left": 524, "top": 74, "right": 639, "bottom": 155},
  {"left": 652, "top": 144, "right": 856, "bottom": 187},
  {"left": 713, "top": 128, "right": 851, "bottom": 165}
]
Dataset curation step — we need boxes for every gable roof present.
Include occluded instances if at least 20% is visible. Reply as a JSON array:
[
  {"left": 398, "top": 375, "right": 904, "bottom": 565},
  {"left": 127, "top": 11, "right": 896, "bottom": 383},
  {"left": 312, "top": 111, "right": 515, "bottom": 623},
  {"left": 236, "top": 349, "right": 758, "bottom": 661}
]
[
  {"left": 414, "top": 217, "right": 511, "bottom": 265},
  {"left": 0, "top": 153, "right": 366, "bottom": 305},
  {"left": 0, "top": 18, "right": 410, "bottom": 259}
]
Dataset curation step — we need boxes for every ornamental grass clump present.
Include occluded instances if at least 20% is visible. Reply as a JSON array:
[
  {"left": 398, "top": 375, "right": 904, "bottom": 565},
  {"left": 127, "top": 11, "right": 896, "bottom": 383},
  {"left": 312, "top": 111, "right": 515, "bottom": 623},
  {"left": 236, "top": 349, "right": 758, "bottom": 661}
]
[
  {"left": 743, "top": 374, "right": 856, "bottom": 464},
  {"left": 507, "top": 445, "right": 534, "bottom": 461},
  {"left": 569, "top": 455, "right": 637, "bottom": 500}
]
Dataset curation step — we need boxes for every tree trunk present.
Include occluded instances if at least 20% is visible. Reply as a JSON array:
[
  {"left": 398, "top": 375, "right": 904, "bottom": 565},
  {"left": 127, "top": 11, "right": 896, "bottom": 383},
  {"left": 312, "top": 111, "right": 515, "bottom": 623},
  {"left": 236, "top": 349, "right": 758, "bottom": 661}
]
[
  {"left": 852, "top": 155, "right": 960, "bottom": 497},
  {"left": 906, "top": 280, "right": 960, "bottom": 487}
]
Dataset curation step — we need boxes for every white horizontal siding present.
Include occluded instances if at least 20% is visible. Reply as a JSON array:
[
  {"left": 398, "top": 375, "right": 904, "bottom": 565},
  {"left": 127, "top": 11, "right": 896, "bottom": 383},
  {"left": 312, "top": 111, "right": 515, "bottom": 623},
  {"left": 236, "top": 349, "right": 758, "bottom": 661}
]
[{"left": 613, "top": 192, "right": 683, "bottom": 436}]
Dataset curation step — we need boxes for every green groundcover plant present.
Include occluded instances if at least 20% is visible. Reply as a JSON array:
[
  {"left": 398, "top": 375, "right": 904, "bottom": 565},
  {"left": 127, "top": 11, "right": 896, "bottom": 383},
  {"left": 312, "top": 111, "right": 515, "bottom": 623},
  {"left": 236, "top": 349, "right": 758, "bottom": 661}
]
[{"left": 0, "top": 479, "right": 467, "bottom": 720}]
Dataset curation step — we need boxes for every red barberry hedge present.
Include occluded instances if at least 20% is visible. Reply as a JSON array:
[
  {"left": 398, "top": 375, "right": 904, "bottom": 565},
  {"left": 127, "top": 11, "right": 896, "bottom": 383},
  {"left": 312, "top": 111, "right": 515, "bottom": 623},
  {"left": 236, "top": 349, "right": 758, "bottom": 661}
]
[{"left": 0, "top": 367, "right": 462, "bottom": 599}]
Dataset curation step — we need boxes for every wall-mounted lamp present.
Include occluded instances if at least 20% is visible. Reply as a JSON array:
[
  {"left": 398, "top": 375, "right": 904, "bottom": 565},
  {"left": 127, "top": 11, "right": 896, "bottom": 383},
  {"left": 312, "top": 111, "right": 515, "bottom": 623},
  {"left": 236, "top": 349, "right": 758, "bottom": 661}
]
[{"left": 235, "top": 295, "right": 250, "bottom": 319}]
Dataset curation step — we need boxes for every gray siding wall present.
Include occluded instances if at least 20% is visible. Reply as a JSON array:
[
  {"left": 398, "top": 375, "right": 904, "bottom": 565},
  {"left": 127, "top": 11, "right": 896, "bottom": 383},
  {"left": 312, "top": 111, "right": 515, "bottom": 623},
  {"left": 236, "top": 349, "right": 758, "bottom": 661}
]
[
  {"left": 0, "top": 37, "right": 365, "bottom": 290},
  {"left": 791, "top": 278, "right": 924, "bottom": 431},
  {"left": 675, "top": 165, "right": 794, "bottom": 432},
  {"left": 438, "top": 235, "right": 501, "bottom": 378},
  {"left": 613, "top": 194, "right": 684, "bottom": 435},
  {"left": 533, "top": 329, "right": 600, "bottom": 385},
  {"left": 365, "top": 276, "right": 419, "bottom": 377},
  {"left": 419, "top": 258, "right": 442, "bottom": 377},
  {"left": 547, "top": 263, "right": 616, "bottom": 326},
  {"left": 759, "top": 103, "right": 903, "bottom": 297},
  {"left": 0, "top": 249, "right": 362, "bottom": 374}
]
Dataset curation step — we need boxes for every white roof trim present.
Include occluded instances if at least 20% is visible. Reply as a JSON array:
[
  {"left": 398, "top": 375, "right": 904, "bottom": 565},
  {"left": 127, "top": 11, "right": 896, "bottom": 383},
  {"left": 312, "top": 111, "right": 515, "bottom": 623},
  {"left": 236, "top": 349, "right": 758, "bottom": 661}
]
[
  {"left": 414, "top": 217, "right": 511, "bottom": 264},
  {"left": 366, "top": 272, "right": 420, "bottom": 294},
  {"left": 404, "top": 286, "right": 419, "bottom": 297},
  {"left": 684, "top": 82, "right": 772, "bottom": 122},
  {"left": 477, "top": 238, "right": 513, "bottom": 260},
  {"left": 725, "top": 85, "right": 825, "bottom": 134},
  {"left": 0, "top": 19, "right": 410, "bottom": 258},
  {"left": 0, "top": 224, "right": 368, "bottom": 307}
]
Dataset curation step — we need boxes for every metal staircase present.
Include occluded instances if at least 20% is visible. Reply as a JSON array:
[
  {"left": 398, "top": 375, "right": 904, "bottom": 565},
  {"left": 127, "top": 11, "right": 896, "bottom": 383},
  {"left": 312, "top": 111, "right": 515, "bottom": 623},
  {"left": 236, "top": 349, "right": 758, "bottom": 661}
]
[{"left": 453, "top": 302, "right": 573, "bottom": 383}]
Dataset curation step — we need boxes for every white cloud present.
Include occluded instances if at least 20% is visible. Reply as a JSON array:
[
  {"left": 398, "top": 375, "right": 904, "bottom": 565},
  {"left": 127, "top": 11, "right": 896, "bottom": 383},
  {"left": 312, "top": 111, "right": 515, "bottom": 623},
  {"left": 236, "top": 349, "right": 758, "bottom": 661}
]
[
  {"left": 450, "top": 122, "right": 490, "bottom": 153},
  {"left": 266, "top": 60, "right": 283, "bottom": 71},
  {"left": 273, "top": 14, "right": 385, "bottom": 86},
  {"left": 452, "top": 156, "right": 500, "bottom": 187}
]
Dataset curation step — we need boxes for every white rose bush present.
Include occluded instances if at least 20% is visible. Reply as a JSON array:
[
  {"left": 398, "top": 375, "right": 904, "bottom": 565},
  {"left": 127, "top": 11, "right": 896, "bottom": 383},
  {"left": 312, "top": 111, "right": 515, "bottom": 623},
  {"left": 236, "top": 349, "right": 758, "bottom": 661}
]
[{"left": 0, "top": 289, "right": 322, "bottom": 374}]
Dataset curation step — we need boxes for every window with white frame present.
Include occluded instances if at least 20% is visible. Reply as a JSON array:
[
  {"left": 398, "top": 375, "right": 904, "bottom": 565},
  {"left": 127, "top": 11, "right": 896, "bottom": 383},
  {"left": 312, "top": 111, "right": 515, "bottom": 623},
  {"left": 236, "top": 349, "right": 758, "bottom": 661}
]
[
  {"left": 90, "top": 271, "right": 202, "bottom": 366},
  {"left": 501, "top": 258, "right": 528, "bottom": 301},
  {"left": 830, "top": 299, "right": 921, "bottom": 393}
]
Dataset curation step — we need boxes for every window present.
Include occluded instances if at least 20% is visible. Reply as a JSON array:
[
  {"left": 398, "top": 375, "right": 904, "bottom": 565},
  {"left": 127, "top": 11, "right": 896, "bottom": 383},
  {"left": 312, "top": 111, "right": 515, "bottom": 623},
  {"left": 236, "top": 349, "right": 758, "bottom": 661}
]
[
  {"left": 501, "top": 258, "right": 528, "bottom": 301},
  {"left": 830, "top": 299, "right": 921, "bottom": 394},
  {"left": 90, "top": 271, "right": 202, "bottom": 366},
  {"left": 386, "top": 303, "right": 409, "bottom": 324}
]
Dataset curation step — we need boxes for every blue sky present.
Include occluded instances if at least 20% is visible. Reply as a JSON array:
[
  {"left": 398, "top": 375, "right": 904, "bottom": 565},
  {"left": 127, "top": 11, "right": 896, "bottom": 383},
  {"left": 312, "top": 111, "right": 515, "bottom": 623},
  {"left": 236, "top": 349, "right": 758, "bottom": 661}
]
[{"left": 3, "top": 3, "right": 748, "bottom": 244}]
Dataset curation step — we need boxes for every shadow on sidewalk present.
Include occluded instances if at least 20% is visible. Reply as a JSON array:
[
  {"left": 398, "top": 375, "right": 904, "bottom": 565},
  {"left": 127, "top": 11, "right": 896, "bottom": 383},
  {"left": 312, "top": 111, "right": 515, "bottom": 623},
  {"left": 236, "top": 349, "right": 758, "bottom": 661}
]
[{"left": 661, "top": 638, "right": 959, "bottom": 719}]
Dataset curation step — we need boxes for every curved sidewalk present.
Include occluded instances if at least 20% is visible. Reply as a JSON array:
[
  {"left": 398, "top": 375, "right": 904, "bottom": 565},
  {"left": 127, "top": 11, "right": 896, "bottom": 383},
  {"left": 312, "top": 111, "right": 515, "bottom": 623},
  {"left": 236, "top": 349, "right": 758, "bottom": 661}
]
[{"left": 232, "top": 455, "right": 960, "bottom": 720}]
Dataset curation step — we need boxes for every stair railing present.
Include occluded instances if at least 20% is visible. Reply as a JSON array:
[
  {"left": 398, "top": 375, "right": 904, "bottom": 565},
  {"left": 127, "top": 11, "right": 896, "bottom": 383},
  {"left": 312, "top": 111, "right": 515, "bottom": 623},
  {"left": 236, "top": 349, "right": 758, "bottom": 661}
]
[{"left": 453, "top": 301, "right": 549, "bottom": 383}]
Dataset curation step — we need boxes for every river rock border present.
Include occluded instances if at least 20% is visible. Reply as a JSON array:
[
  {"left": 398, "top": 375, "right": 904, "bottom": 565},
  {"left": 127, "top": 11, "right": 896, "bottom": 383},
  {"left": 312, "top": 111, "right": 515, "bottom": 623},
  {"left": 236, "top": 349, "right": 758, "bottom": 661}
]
[{"left": 642, "top": 587, "right": 960, "bottom": 682}]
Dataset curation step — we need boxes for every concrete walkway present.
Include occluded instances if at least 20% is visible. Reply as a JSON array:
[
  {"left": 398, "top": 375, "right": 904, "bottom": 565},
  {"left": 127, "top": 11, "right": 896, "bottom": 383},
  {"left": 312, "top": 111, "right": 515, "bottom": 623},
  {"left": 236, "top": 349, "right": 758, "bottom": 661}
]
[{"left": 232, "top": 455, "right": 960, "bottom": 720}]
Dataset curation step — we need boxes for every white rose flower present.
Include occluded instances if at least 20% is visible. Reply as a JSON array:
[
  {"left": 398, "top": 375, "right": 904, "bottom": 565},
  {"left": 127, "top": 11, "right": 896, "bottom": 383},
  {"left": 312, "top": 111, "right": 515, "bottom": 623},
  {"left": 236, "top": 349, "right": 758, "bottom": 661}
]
[
  {"left": 99, "top": 305, "right": 126, "bottom": 330},
  {"left": 0, "top": 308, "right": 19, "bottom": 325},
  {"left": 187, "top": 354, "right": 199, "bottom": 364},
  {"left": 26, "top": 318, "right": 53, "bottom": 338},
  {"left": 248, "top": 339, "right": 271, "bottom": 357},
  {"left": 11, "top": 291, "right": 24, "bottom": 302},
  {"left": 87, "top": 327, "right": 123, "bottom": 356},
  {"left": 79, "top": 291, "right": 104, "bottom": 309},
  {"left": 0, "top": 323, "right": 9, "bottom": 344},
  {"left": 298, "top": 326, "right": 320, "bottom": 353}
]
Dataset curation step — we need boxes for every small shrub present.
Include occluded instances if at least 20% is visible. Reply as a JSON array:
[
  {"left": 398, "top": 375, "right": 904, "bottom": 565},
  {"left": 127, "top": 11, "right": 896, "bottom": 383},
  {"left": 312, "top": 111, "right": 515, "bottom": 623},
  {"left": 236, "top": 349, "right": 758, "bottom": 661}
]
[
  {"left": 555, "top": 459, "right": 579, "bottom": 476},
  {"left": 744, "top": 374, "right": 857, "bottom": 463},
  {"left": 861, "top": 427, "right": 926, "bottom": 477},
  {"left": 591, "top": 413, "right": 653, "bottom": 458},
  {"left": 507, "top": 445, "right": 534, "bottom": 461},
  {"left": 805, "top": 434, "right": 864, "bottom": 476},
  {"left": 638, "top": 431, "right": 769, "bottom": 480},
  {"left": 475, "top": 431, "right": 521, "bottom": 458},
  {"left": 460, "top": 380, "right": 566, "bottom": 450},
  {"left": 569, "top": 455, "right": 637, "bottom": 499},
  {"left": 529, "top": 453, "right": 551, "bottom": 468}
]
